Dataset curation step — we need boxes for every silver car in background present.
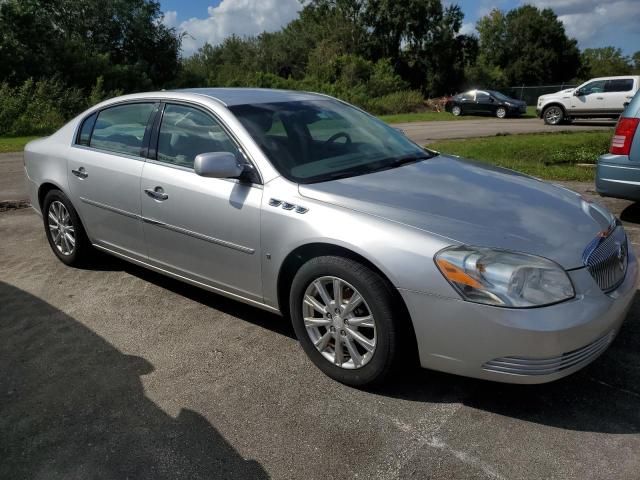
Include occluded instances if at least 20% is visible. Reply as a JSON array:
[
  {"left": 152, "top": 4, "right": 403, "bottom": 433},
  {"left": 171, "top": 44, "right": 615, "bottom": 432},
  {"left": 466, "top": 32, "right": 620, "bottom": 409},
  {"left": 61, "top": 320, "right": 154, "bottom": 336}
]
[
  {"left": 24, "top": 88, "right": 637, "bottom": 386},
  {"left": 596, "top": 90, "right": 640, "bottom": 200}
]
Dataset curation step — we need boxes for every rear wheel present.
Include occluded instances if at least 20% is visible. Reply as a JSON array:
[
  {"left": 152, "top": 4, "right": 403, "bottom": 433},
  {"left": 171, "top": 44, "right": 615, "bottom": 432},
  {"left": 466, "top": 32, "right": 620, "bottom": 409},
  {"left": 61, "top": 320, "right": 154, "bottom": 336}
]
[
  {"left": 543, "top": 105, "right": 564, "bottom": 125},
  {"left": 42, "top": 190, "right": 93, "bottom": 266},
  {"left": 289, "top": 256, "right": 402, "bottom": 386},
  {"left": 451, "top": 105, "right": 462, "bottom": 116}
]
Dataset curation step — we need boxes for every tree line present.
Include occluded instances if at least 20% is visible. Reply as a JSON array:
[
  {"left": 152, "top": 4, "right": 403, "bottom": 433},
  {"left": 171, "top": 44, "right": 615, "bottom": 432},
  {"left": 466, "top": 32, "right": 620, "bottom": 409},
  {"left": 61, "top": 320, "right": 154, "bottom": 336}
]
[{"left": 1, "top": 0, "right": 639, "bottom": 135}]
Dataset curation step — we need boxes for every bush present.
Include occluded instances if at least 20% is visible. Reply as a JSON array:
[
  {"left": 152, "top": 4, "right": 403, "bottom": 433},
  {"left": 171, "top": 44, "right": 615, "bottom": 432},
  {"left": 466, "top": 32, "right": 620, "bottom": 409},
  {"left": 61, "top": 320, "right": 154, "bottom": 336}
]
[
  {"left": 0, "top": 77, "right": 119, "bottom": 136},
  {"left": 362, "top": 90, "right": 425, "bottom": 115}
]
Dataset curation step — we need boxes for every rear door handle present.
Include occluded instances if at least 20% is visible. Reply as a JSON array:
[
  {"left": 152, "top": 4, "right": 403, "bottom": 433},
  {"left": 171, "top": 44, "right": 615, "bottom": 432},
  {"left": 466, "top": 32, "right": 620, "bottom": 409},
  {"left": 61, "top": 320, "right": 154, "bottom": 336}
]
[
  {"left": 71, "top": 167, "right": 88, "bottom": 179},
  {"left": 596, "top": 97, "right": 604, "bottom": 100},
  {"left": 144, "top": 187, "right": 168, "bottom": 201}
]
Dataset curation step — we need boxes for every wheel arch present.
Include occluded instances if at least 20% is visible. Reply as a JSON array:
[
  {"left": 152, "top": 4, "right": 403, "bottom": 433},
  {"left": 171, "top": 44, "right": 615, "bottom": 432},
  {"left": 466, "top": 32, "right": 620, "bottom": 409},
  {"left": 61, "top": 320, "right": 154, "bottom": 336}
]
[
  {"left": 276, "top": 242, "right": 420, "bottom": 365},
  {"left": 542, "top": 102, "right": 567, "bottom": 116},
  {"left": 38, "top": 181, "right": 66, "bottom": 209}
]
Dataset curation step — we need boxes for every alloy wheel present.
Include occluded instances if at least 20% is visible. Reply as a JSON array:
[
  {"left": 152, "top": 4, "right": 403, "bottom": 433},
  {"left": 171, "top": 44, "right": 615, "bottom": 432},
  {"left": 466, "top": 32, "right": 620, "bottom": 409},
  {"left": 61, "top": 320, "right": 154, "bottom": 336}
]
[
  {"left": 48, "top": 200, "right": 75, "bottom": 256},
  {"left": 496, "top": 107, "right": 507, "bottom": 118},
  {"left": 544, "top": 106, "right": 562, "bottom": 125},
  {"left": 452, "top": 106, "right": 462, "bottom": 116},
  {"left": 302, "top": 276, "right": 376, "bottom": 369}
]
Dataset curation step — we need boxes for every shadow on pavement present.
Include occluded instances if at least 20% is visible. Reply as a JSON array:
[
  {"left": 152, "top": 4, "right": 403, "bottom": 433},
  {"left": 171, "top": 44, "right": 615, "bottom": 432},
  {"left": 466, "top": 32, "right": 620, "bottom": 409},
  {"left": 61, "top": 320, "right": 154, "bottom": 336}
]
[
  {"left": 374, "top": 290, "right": 640, "bottom": 435},
  {"left": 93, "top": 252, "right": 640, "bottom": 436},
  {"left": 88, "top": 252, "right": 295, "bottom": 340},
  {"left": 620, "top": 202, "right": 640, "bottom": 224},
  {"left": 0, "top": 281, "right": 269, "bottom": 480}
]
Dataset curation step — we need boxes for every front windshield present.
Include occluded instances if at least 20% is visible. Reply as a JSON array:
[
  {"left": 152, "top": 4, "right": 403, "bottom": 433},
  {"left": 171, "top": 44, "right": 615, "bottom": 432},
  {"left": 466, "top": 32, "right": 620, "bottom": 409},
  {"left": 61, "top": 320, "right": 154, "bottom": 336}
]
[
  {"left": 229, "top": 99, "right": 433, "bottom": 183},
  {"left": 490, "top": 91, "right": 512, "bottom": 102}
]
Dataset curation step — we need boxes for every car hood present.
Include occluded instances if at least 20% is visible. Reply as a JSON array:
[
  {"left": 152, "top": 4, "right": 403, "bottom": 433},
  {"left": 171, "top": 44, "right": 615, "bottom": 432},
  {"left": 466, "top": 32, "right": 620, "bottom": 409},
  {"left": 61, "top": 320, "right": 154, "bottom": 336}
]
[{"left": 298, "top": 155, "right": 614, "bottom": 269}]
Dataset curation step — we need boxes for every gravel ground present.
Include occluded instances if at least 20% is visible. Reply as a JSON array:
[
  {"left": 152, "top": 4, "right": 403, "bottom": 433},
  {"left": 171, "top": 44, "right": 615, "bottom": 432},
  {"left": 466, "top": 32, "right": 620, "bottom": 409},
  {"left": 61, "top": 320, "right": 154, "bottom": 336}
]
[{"left": 1, "top": 181, "right": 640, "bottom": 479}]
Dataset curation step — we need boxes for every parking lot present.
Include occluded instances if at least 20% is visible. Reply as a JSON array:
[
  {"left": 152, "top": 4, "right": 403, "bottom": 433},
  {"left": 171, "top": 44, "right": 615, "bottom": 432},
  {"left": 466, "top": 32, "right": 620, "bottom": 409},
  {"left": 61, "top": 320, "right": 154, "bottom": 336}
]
[{"left": 2, "top": 169, "right": 640, "bottom": 479}]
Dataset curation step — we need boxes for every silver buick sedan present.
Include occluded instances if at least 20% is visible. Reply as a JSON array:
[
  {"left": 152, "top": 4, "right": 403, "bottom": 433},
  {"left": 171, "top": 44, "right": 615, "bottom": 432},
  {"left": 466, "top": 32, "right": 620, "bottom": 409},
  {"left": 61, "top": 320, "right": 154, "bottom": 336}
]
[{"left": 24, "top": 88, "right": 637, "bottom": 386}]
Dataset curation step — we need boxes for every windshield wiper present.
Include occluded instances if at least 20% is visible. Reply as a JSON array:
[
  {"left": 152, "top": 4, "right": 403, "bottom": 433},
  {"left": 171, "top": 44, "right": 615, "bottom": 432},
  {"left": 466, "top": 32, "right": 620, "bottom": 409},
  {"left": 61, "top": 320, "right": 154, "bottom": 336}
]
[{"left": 385, "top": 153, "right": 435, "bottom": 168}]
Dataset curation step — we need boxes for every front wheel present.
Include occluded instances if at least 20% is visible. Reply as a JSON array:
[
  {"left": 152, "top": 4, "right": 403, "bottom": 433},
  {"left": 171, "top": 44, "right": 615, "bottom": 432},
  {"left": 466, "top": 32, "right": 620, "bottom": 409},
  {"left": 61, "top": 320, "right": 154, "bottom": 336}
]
[
  {"left": 496, "top": 107, "right": 507, "bottom": 119},
  {"left": 289, "top": 256, "right": 402, "bottom": 386},
  {"left": 451, "top": 105, "right": 462, "bottom": 116},
  {"left": 543, "top": 105, "right": 564, "bottom": 125}
]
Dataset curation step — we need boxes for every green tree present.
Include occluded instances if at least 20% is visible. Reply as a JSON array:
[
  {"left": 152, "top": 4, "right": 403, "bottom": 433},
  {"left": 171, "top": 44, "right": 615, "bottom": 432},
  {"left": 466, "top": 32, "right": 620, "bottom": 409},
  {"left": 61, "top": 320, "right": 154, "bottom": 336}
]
[
  {"left": 364, "top": 0, "right": 477, "bottom": 95},
  {"left": 581, "top": 47, "right": 633, "bottom": 78},
  {"left": 631, "top": 51, "right": 640, "bottom": 74},
  {"left": 0, "top": 0, "right": 181, "bottom": 92},
  {"left": 474, "top": 5, "right": 580, "bottom": 85}
]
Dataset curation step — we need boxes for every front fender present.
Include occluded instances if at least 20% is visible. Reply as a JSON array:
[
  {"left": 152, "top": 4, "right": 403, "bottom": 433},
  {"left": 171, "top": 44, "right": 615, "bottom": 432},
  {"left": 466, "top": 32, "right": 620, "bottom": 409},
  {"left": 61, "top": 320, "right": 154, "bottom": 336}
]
[{"left": 260, "top": 180, "right": 459, "bottom": 310}]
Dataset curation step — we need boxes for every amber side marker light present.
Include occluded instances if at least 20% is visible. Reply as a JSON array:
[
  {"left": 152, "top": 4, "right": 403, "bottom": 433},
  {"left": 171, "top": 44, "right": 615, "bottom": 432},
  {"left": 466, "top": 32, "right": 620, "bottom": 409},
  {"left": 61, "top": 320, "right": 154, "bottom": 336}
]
[{"left": 610, "top": 117, "right": 640, "bottom": 156}]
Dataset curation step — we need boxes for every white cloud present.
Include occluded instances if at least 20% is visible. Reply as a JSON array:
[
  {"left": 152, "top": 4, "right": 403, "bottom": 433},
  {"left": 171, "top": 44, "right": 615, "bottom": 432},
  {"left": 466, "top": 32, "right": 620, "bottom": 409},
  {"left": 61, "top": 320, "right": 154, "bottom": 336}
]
[
  {"left": 520, "top": 0, "right": 640, "bottom": 50},
  {"left": 459, "top": 22, "right": 476, "bottom": 36},
  {"left": 176, "top": 0, "right": 304, "bottom": 56},
  {"left": 161, "top": 10, "right": 178, "bottom": 29}
]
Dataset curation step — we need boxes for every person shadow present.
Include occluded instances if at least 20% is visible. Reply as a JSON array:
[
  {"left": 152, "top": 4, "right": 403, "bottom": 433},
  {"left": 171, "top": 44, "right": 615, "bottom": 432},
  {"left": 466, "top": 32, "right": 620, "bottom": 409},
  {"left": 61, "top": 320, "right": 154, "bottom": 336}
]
[{"left": 0, "top": 281, "right": 269, "bottom": 480}]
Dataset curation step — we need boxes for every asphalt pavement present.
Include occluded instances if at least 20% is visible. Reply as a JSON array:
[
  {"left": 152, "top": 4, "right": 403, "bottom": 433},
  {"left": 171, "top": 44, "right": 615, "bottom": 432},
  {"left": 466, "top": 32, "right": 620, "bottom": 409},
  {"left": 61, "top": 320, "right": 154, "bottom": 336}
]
[
  {"left": 1, "top": 181, "right": 640, "bottom": 479},
  {"left": 396, "top": 118, "right": 613, "bottom": 145}
]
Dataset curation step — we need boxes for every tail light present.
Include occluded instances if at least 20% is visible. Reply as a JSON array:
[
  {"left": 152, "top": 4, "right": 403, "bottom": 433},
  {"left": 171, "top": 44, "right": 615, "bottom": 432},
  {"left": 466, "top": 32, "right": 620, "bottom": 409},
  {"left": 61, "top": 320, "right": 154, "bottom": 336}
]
[{"left": 610, "top": 117, "right": 639, "bottom": 155}]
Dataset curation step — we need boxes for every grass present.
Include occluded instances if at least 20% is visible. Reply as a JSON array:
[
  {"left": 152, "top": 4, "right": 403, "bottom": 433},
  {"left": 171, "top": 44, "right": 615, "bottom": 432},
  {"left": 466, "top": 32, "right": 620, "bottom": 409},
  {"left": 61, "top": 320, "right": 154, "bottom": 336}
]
[
  {"left": 380, "top": 106, "right": 537, "bottom": 123},
  {"left": 0, "top": 136, "right": 39, "bottom": 153},
  {"left": 428, "top": 130, "right": 613, "bottom": 181}
]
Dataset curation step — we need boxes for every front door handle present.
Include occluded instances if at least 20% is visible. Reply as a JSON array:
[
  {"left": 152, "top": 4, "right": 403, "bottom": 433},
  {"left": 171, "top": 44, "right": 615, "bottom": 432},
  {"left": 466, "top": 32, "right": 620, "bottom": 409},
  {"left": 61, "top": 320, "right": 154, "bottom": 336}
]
[
  {"left": 144, "top": 187, "right": 168, "bottom": 201},
  {"left": 596, "top": 97, "right": 604, "bottom": 100},
  {"left": 71, "top": 167, "right": 88, "bottom": 179}
]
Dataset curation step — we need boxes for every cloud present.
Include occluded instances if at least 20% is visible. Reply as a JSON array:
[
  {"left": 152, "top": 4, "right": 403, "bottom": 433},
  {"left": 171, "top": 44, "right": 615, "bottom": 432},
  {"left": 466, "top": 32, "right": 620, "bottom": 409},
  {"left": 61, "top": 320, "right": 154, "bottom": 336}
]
[
  {"left": 161, "top": 10, "right": 178, "bottom": 29},
  {"left": 459, "top": 22, "right": 476, "bottom": 36},
  {"left": 176, "top": 0, "right": 304, "bottom": 56},
  {"left": 520, "top": 0, "right": 640, "bottom": 50}
]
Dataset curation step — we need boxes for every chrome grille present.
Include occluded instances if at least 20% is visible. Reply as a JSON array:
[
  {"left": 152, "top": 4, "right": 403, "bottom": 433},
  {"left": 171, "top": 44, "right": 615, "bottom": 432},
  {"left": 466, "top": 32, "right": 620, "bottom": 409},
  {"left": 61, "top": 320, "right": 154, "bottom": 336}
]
[
  {"left": 482, "top": 331, "right": 615, "bottom": 376},
  {"left": 583, "top": 226, "right": 628, "bottom": 292}
]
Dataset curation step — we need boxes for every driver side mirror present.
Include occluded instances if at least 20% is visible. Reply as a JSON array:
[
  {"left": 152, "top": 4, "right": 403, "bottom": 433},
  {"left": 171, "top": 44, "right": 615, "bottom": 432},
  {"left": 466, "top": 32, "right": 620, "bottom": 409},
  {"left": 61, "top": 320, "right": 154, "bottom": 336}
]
[
  {"left": 574, "top": 89, "right": 583, "bottom": 97},
  {"left": 194, "top": 152, "right": 244, "bottom": 179}
]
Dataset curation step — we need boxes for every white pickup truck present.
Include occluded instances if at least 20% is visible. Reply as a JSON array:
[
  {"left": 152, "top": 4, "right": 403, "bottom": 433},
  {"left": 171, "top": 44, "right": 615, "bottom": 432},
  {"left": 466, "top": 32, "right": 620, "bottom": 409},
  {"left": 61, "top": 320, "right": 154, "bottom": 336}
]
[{"left": 537, "top": 76, "right": 639, "bottom": 125}]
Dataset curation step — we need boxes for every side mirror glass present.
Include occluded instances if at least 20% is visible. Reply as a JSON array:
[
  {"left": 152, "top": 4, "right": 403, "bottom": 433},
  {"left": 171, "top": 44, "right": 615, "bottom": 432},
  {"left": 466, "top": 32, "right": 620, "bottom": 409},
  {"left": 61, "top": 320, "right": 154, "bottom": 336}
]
[{"left": 194, "top": 152, "right": 244, "bottom": 179}]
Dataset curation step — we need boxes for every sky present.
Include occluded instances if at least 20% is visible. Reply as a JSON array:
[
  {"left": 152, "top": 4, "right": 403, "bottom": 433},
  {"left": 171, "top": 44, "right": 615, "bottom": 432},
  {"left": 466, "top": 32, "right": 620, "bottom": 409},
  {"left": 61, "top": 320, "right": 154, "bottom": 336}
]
[{"left": 159, "top": 0, "right": 640, "bottom": 57}]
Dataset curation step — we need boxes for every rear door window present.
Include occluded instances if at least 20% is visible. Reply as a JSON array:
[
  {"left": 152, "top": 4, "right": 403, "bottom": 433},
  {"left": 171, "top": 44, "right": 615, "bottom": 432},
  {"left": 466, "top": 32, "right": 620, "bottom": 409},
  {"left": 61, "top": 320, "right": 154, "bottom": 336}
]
[
  {"left": 156, "top": 104, "right": 241, "bottom": 169},
  {"left": 605, "top": 79, "right": 634, "bottom": 92},
  {"left": 90, "top": 103, "right": 156, "bottom": 156}
]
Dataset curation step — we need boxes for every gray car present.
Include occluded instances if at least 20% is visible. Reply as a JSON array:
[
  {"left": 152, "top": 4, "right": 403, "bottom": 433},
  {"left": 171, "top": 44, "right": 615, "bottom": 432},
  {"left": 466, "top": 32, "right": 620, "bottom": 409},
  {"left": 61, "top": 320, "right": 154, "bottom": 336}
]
[
  {"left": 596, "top": 90, "right": 640, "bottom": 200},
  {"left": 24, "top": 88, "right": 637, "bottom": 386}
]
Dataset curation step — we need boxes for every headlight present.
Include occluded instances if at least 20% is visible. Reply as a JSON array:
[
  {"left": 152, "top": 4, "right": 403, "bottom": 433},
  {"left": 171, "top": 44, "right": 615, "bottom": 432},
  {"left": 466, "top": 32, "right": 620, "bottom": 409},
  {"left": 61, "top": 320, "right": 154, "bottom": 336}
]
[{"left": 435, "top": 246, "right": 574, "bottom": 308}]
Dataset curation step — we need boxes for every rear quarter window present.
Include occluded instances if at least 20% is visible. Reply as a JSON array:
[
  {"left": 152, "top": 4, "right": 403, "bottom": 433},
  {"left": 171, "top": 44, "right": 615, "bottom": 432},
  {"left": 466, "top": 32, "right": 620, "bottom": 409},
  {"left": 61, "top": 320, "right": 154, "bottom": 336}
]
[
  {"left": 76, "top": 112, "right": 97, "bottom": 146},
  {"left": 605, "top": 79, "right": 634, "bottom": 93}
]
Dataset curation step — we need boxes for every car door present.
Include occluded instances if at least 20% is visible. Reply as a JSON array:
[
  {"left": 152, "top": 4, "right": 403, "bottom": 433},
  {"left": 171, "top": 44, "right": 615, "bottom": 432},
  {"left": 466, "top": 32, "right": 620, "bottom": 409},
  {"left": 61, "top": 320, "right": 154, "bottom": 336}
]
[
  {"left": 68, "top": 102, "right": 158, "bottom": 260},
  {"left": 570, "top": 80, "right": 606, "bottom": 115},
  {"left": 140, "top": 102, "right": 263, "bottom": 301},
  {"left": 474, "top": 91, "right": 494, "bottom": 115},
  {"left": 603, "top": 78, "right": 636, "bottom": 115}
]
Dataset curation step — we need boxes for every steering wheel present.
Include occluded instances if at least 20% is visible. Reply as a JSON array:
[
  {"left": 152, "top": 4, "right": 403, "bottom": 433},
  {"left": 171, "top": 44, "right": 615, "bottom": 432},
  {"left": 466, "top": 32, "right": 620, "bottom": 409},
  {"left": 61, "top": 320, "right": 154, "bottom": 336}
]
[{"left": 325, "top": 132, "right": 352, "bottom": 145}]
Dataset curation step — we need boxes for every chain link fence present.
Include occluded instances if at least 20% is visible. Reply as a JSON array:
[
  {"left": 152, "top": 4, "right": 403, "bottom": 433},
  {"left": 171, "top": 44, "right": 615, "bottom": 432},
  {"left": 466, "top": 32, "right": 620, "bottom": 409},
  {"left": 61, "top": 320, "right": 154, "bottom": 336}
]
[{"left": 503, "top": 84, "right": 577, "bottom": 106}]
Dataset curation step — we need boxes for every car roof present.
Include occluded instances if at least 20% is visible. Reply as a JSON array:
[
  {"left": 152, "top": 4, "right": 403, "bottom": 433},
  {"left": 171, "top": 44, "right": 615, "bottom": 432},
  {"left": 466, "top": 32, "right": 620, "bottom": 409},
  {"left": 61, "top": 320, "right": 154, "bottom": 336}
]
[{"left": 174, "top": 88, "right": 327, "bottom": 106}]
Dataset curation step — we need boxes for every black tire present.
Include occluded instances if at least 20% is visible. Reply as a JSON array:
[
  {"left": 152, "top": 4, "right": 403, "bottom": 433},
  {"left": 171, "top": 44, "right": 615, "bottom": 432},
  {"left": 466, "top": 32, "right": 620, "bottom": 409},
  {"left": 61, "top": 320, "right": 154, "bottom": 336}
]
[
  {"left": 496, "top": 107, "right": 507, "bottom": 119},
  {"left": 42, "top": 189, "right": 93, "bottom": 266},
  {"left": 289, "top": 256, "right": 403, "bottom": 387},
  {"left": 451, "top": 105, "right": 462, "bottom": 116},
  {"left": 542, "top": 105, "right": 564, "bottom": 125}
]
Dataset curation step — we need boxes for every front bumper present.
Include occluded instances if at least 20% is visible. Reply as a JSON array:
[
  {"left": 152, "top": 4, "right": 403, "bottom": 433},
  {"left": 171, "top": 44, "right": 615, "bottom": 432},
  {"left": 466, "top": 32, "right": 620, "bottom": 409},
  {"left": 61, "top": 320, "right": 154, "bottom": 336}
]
[{"left": 400, "top": 246, "right": 638, "bottom": 384}]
